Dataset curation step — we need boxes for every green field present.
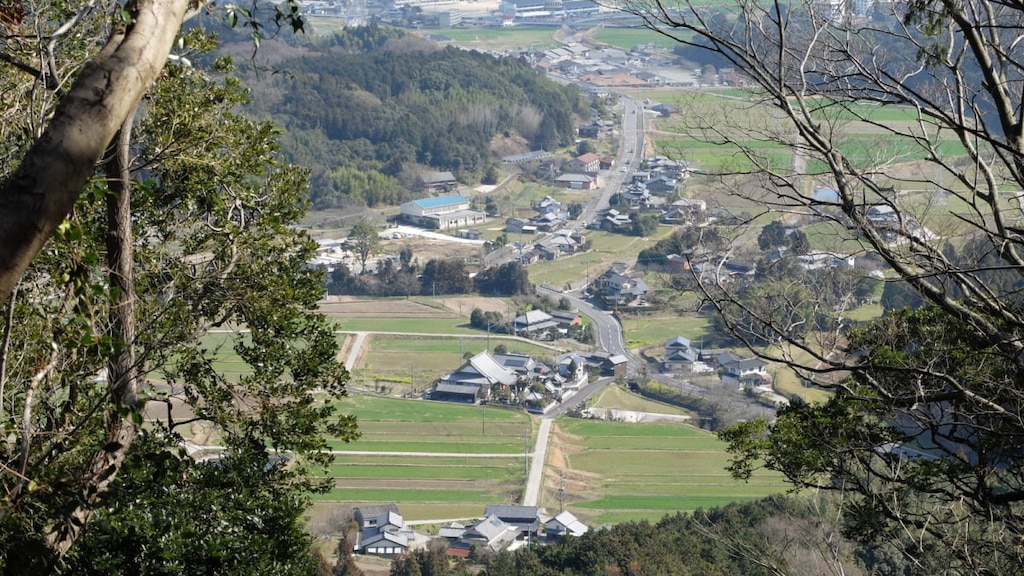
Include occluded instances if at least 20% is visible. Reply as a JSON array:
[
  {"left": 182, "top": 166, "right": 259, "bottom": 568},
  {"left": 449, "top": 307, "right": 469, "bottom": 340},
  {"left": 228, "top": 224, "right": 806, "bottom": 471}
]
[
  {"left": 413, "top": 27, "right": 560, "bottom": 50},
  {"left": 589, "top": 384, "right": 690, "bottom": 415},
  {"left": 648, "top": 89, "right": 971, "bottom": 174},
  {"left": 551, "top": 419, "right": 786, "bottom": 524},
  {"left": 351, "top": 334, "right": 559, "bottom": 391},
  {"left": 312, "top": 395, "right": 788, "bottom": 525},
  {"left": 319, "top": 396, "right": 532, "bottom": 515},
  {"left": 623, "top": 313, "right": 711, "bottom": 349},
  {"left": 528, "top": 230, "right": 672, "bottom": 287},
  {"left": 589, "top": 27, "right": 682, "bottom": 50},
  {"left": 331, "top": 317, "right": 479, "bottom": 334}
]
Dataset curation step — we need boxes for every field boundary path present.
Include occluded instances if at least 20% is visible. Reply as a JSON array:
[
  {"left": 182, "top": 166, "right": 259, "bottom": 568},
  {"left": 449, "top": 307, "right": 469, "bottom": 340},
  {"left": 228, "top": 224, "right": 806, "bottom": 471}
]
[
  {"left": 344, "top": 331, "right": 368, "bottom": 368},
  {"left": 522, "top": 418, "right": 552, "bottom": 507}
]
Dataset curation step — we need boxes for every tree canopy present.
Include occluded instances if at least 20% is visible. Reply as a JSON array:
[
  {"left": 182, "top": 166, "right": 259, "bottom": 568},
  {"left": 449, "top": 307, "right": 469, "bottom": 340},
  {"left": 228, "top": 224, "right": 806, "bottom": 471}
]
[
  {"left": 620, "top": 0, "right": 1024, "bottom": 570},
  {"left": 0, "top": 7, "right": 353, "bottom": 569},
  {"left": 241, "top": 25, "right": 586, "bottom": 209}
]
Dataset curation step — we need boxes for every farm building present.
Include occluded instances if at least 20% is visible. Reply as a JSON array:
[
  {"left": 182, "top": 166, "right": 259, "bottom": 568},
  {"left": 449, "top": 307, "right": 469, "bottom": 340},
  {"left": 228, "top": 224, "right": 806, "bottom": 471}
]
[
  {"left": 400, "top": 194, "right": 485, "bottom": 230},
  {"left": 554, "top": 173, "right": 596, "bottom": 190}
]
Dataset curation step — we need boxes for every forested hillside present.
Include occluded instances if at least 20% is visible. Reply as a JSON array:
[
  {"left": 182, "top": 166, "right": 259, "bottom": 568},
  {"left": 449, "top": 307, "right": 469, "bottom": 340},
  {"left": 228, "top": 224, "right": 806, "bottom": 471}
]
[{"left": 240, "top": 25, "right": 586, "bottom": 209}]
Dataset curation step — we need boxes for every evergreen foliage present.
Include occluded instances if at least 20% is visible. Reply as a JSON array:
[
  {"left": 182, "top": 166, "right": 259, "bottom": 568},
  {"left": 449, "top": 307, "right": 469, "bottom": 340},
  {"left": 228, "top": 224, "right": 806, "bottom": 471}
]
[{"left": 244, "top": 25, "right": 585, "bottom": 209}]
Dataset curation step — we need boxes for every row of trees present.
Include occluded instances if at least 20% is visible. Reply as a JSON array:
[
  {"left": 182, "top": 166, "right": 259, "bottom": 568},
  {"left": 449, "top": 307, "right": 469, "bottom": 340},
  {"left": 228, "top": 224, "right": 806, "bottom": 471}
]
[{"left": 328, "top": 259, "right": 533, "bottom": 299}]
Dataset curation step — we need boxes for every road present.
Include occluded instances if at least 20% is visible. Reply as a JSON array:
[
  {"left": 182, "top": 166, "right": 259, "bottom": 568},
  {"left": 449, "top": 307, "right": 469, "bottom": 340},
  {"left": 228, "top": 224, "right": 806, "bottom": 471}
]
[
  {"left": 577, "top": 94, "right": 645, "bottom": 228},
  {"left": 536, "top": 286, "right": 643, "bottom": 374},
  {"left": 521, "top": 418, "right": 552, "bottom": 506}
]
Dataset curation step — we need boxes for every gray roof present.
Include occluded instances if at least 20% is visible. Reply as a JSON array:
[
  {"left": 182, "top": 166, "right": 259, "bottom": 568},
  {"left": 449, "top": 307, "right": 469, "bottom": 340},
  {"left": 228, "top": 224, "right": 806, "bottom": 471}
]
[
  {"left": 439, "top": 522, "right": 467, "bottom": 539},
  {"left": 355, "top": 504, "right": 399, "bottom": 522},
  {"left": 666, "top": 336, "right": 691, "bottom": 349},
  {"left": 435, "top": 382, "right": 480, "bottom": 395},
  {"left": 443, "top": 351, "right": 517, "bottom": 387},
  {"left": 485, "top": 505, "right": 540, "bottom": 521},
  {"left": 494, "top": 353, "right": 534, "bottom": 372},
  {"left": 665, "top": 348, "right": 696, "bottom": 363},
  {"left": 360, "top": 530, "right": 409, "bottom": 550},
  {"left": 515, "top": 310, "right": 553, "bottom": 325},
  {"left": 554, "top": 173, "right": 594, "bottom": 183},
  {"left": 468, "top": 351, "right": 518, "bottom": 386},
  {"left": 421, "top": 170, "right": 458, "bottom": 185},
  {"left": 467, "top": 515, "right": 514, "bottom": 542}
]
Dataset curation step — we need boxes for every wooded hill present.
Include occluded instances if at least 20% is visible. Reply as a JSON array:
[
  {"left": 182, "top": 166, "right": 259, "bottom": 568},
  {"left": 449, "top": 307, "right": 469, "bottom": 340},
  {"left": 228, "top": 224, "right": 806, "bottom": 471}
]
[{"left": 237, "top": 24, "right": 587, "bottom": 209}]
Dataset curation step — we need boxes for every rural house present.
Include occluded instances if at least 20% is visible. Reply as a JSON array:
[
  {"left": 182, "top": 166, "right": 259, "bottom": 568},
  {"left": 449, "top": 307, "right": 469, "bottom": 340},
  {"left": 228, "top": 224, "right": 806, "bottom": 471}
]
[
  {"left": 419, "top": 170, "right": 459, "bottom": 193},
  {"left": 568, "top": 152, "right": 601, "bottom": 174},
  {"left": 433, "top": 350, "right": 519, "bottom": 403},
  {"left": 545, "top": 511, "right": 589, "bottom": 539},
  {"left": 353, "top": 505, "right": 413, "bottom": 558},
  {"left": 484, "top": 505, "right": 542, "bottom": 540},
  {"left": 593, "top": 265, "right": 649, "bottom": 306},
  {"left": 513, "top": 310, "right": 558, "bottom": 336},
  {"left": 662, "top": 336, "right": 698, "bottom": 372},
  {"left": 451, "top": 515, "right": 519, "bottom": 554},
  {"left": 720, "top": 356, "right": 771, "bottom": 388}
]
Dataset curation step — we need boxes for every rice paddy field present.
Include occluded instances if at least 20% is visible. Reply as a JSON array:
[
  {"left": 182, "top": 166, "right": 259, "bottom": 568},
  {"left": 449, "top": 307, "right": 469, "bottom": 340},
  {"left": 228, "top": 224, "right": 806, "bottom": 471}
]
[
  {"left": 647, "top": 90, "right": 971, "bottom": 176},
  {"left": 308, "top": 395, "right": 786, "bottom": 526},
  {"left": 546, "top": 418, "right": 787, "bottom": 524},
  {"left": 314, "top": 395, "right": 535, "bottom": 520}
]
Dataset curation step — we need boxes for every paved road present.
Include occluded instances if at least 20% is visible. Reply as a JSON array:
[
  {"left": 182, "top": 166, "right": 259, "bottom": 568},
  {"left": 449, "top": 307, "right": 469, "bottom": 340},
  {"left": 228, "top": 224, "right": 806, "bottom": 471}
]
[
  {"left": 536, "top": 286, "right": 643, "bottom": 374},
  {"left": 545, "top": 376, "right": 614, "bottom": 418},
  {"left": 521, "top": 418, "right": 552, "bottom": 506},
  {"left": 344, "top": 331, "right": 368, "bottom": 368},
  {"left": 577, "top": 94, "right": 644, "bottom": 228}
]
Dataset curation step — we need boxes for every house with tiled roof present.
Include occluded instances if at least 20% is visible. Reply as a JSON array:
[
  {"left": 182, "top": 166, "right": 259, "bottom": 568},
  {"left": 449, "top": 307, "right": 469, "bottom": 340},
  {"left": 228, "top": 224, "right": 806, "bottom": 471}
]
[
  {"left": 353, "top": 504, "right": 413, "bottom": 558},
  {"left": 593, "top": 264, "right": 649, "bottom": 306},
  {"left": 433, "top": 350, "right": 519, "bottom": 403},
  {"left": 354, "top": 504, "right": 400, "bottom": 529},
  {"left": 419, "top": 170, "right": 459, "bottom": 193},
  {"left": 484, "top": 505, "right": 541, "bottom": 539},
  {"left": 452, "top": 515, "right": 519, "bottom": 554},
  {"left": 720, "top": 356, "right": 770, "bottom": 388},
  {"left": 513, "top": 310, "right": 558, "bottom": 336},
  {"left": 662, "top": 198, "right": 707, "bottom": 225},
  {"left": 662, "top": 336, "right": 698, "bottom": 372}
]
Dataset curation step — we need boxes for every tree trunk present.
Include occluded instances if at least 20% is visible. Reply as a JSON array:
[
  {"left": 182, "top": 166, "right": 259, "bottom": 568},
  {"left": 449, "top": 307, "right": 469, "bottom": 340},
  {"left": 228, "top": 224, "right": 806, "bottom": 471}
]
[
  {"left": 41, "top": 108, "right": 142, "bottom": 559},
  {"left": 0, "top": 0, "right": 194, "bottom": 307}
]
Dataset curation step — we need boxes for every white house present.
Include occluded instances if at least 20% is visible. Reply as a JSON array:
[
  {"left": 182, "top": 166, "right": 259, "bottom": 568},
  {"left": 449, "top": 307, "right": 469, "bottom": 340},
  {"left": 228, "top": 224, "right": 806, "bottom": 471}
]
[{"left": 545, "top": 510, "right": 589, "bottom": 538}]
